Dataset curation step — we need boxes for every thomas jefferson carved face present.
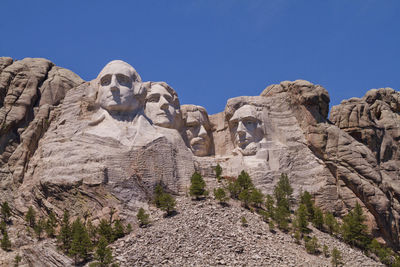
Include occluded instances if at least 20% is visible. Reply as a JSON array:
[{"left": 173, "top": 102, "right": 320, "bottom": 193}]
[
  {"left": 182, "top": 105, "right": 212, "bottom": 156},
  {"left": 229, "top": 105, "right": 264, "bottom": 155},
  {"left": 96, "top": 60, "right": 142, "bottom": 113},
  {"left": 144, "top": 83, "right": 181, "bottom": 129}
]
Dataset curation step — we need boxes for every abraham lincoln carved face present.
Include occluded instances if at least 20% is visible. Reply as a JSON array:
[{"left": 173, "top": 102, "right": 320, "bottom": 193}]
[{"left": 228, "top": 104, "right": 264, "bottom": 156}]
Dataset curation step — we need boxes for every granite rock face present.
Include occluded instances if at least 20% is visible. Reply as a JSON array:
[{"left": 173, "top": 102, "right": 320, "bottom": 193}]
[{"left": 0, "top": 57, "right": 399, "bottom": 265}]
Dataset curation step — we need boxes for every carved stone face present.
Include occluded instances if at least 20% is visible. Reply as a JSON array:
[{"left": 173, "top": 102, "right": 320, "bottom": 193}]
[
  {"left": 183, "top": 106, "right": 212, "bottom": 156},
  {"left": 96, "top": 60, "right": 141, "bottom": 113},
  {"left": 145, "top": 83, "right": 180, "bottom": 129},
  {"left": 229, "top": 105, "right": 264, "bottom": 155}
]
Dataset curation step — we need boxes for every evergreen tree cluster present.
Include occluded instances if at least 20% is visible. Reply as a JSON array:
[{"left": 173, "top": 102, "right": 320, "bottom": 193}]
[
  {"left": 153, "top": 184, "right": 176, "bottom": 216},
  {"left": 226, "top": 170, "right": 264, "bottom": 209},
  {"left": 1, "top": 201, "right": 12, "bottom": 251},
  {"left": 22, "top": 207, "right": 131, "bottom": 266}
]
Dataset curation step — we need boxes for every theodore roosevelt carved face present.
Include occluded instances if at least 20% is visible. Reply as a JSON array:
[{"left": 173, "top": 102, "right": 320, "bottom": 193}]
[
  {"left": 144, "top": 82, "right": 181, "bottom": 129},
  {"left": 182, "top": 105, "right": 212, "bottom": 157},
  {"left": 96, "top": 60, "right": 142, "bottom": 113},
  {"left": 228, "top": 104, "right": 264, "bottom": 156}
]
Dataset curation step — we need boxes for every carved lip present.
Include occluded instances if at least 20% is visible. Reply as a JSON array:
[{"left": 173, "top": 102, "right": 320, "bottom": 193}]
[{"left": 191, "top": 137, "right": 207, "bottom": 146}]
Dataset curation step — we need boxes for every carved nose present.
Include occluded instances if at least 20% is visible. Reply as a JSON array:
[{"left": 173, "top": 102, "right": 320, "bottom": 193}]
[
  {"left": 159, "top": 97, "right": 169, "bottom": 110},
  {"left": 237, "top": 121, "right": 246, "bottom": 133},
  {"left": 198, "top": 125, "right": 207, "bottom": 138},
  {"left": 110, "top": 75, "right": 119, "bottom": 92}
]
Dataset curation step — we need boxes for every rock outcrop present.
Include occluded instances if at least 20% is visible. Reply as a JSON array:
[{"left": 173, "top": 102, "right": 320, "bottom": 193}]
[{"left": 0, "top": 57, "right": 399, "bottom": 265}]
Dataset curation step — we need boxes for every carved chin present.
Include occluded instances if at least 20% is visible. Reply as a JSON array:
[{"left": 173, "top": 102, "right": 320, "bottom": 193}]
[
  {"left": 154, "top": 118, "right": 173, "bottom": 128},
  {"left": 190, "top": 138, "right": 210, "bottom": 156},
  {"left": 191, "top": 144, "right": 209, "bottom": 156},
  {"left": 235, "top": 142, "right": 258, "bottom": 156}
]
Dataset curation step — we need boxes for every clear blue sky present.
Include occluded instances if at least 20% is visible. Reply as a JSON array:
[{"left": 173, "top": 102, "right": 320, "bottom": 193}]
[{"left": 1, "top": 0, "right": 399, "bottom": 115}]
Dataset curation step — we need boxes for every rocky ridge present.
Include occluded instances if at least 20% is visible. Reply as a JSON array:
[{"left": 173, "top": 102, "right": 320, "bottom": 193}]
[{"left": 0, "top": 57, "right": 398, "bottom": 266}]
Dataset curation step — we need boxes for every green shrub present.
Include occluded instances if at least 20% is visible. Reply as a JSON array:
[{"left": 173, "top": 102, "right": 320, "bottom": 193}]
[
  {"left": 136, "top": 208, "right": 150, "bottom": 227},
  {"left": 189, "top": 172, "right": 207, "bottom": 199},
  {"left": 305, "top": 236, "right": 320, "bottom": 255},
  {"left": 213, "top": 188, "right": 228, "bottom": 204}
]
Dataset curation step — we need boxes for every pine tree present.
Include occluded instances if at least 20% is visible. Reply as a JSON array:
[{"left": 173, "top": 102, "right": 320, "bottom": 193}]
[
  {"left": 241, "top": 216, "right": 248, "bottom": 227},
  {"left": 324, "top": 212, "right": 339, "bottom": 235},
  {"left": 215, "top": 164, "right": 222, "bottom": 182},
  {"left": 236, "top": 170, "right": 254, "bottom": 191},
  {"left": 87, "top": 219, "right": 98, "bottom": 243},
  {"left": 331, "top": 247, "right": 343, "bottom": 267},
  {"left": 268, "top": 220, "right": 275, "bottom": 232},
  {"left": 126, "top": 223, "right": 133, "bottom": 234},
  {"left": 113, "top": 220, "right": 125, "bottom": 239},
  {"left": 300, "top": 191, "right": 314, "bottom": 220},
  {"left": 153, "top": 183, "right": 164, "bottom": 208},
  {"left": 1, "top": 229, "right": 11, "bottom": 251},
  {"left": 25, "top": 206, "right": 36, "bottom": 228},
  {"left": 45, "top": 211, "right": 57, "bottom": 238},
  {"left": 136, "top": 208, "right": 150, "bottom": 227},
  {"left": 227, "top": 181, "right": 241, "bottom": 199},
  {"left": 368, "top": 239, "right": 392, "bottom": 265},
  {"left": 34, "top": 218, "right": 46, "bottom": 240},
  {"left": 293, "top": 230, "right": 301, "bottom": 244},
  {"left": 274, "top": 204, "right": 290, "bottom": 231},
  {"left": 98, "top": 219, "right": 114, "bottom": 243},
  {"left": 295, "top": 204, "right": 308, "bottom": 233},
  {"left": 238, "top": 189, "right": 251, "bottom": 208},
  {"left": 159, "top": 193, "right": 176, "bottom": 216},
  {"left": 0, "top": 220, "right": 6, "bottom": 234},
  {"left": 94, "top": 236, "right": 113, "bottom": 266},
  {"left": 313, "top": 206, "right": 324, "bottom": 230},
  {"left": 58, "top": 210, "right": 72, "bottom": 252},
  {"left": 189, "top": 172, "right": 207, "bottom": 199},
  {"left": 1, "top": 201, "right": 11, "bottom": 223},
  {"left": 305, "top": 236, "right": 320, "bottom": 254},
  {"left": 265, "top": 194, "right": 275, "bottom": 218},
  {"left": 250, "top": 188, "right": 264, "bottom": 208},
  {"left": 323, "top": 244, "right": 329, "bottom": 257},
  {"left": 274, "top": 174, "right": 292, "bottom": 209},
  {"left": 341, "top": 202, "right": 370, "bottom": 249},
  {"left": 213, "top": 188, "right": 228, "bottom": 204},
  {"left": 14, "top": 254, "right": 22, "bottom": 267},
  {"left": 70, "top": 218, "right": 92, "bottom": 264}
]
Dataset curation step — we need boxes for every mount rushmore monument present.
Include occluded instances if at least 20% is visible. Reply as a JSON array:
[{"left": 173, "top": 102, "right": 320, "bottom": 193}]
[{"left": 0, "top": 57, "right": 399, "bottom": 257}]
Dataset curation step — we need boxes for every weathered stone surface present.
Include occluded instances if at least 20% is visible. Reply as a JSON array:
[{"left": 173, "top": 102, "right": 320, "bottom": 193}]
[
  {"left": 0, "top": 58, "right": 399, "bottom": 266},
  {"left": 0, "top": 57, "right": 84, "bottom": 173},
  {"left": 329, "top": 87, "right": 400, "bottom": 246}
]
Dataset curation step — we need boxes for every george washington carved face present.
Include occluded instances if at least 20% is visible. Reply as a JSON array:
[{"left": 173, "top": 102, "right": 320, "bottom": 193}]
[{"left": 96, "top": 60, "right": 142, "bottom": 113}]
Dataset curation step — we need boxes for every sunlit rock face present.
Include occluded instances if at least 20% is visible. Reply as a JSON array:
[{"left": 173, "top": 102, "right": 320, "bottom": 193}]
[
  {"left": 12, "top": 60, "right": 194, "bottom": 227},
  {"left": 96, "top": 60, "right": 143, "bottom": 114},
  {"left": 181, "top": 105, "right": 213, "bottom": 157},
  {"left": 144, "top": 82, "right": 183, "bottom": 130},
  {"left": 1, "top": 57, "right": 400, "bottom": 262}
]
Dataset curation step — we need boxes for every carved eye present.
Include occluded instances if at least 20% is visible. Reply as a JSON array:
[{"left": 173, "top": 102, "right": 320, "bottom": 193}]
[
  {"left": 100, "top": 75, "right": 111, "bottom": 86},
  {"left": 116, "top": 74, "right": 131, "bottom": 87},
  {"left": 163, "top": 94, "right": 173, "bottom": 103},
  {"left": 147, "top": 94, "right": 160, "bottom": 103}
]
